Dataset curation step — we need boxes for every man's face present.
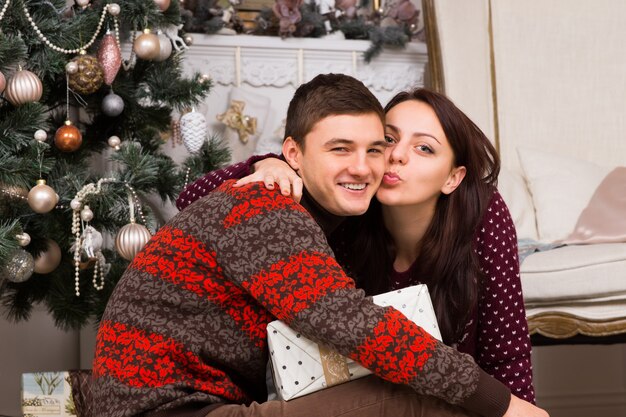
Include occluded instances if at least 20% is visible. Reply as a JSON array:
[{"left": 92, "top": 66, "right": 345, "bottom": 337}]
[{"left": 283, "top": 113, "right": 386, "bottom": 216}]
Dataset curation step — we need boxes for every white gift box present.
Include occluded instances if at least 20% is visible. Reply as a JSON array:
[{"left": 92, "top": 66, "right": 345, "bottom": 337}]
[{"left": 267, "top": 284, "right": 442, "bottom": 401}]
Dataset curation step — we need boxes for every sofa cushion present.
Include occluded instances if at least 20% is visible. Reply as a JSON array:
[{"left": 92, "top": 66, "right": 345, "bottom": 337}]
[
  {"left": 497, "top": 167, "right": 538, "bottom": 241},
  {"left": 517, "top": 147, "right": 614, "bottom": 242},
  {"left": 521, "top": 243, "right": 626, "bottom": 304}
]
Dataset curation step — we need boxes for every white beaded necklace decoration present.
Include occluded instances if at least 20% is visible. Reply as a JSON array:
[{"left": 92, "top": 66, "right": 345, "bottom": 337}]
[
  {"left": 22, "top": 3, "right": 121, "bottom": 55},
  {"left": 70, "top": 178, "right": 149, "bottom": 296},
  {"left": 0, "top": 0, "right": 11, "bottom": 23},
  {"left": 71, "top": 178, "right": 115, "bottom": 296}
]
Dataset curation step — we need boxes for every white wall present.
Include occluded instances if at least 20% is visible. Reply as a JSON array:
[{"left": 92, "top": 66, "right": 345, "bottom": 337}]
[{"left": 0, "top": 307, "right": 80, "bottom": 416}]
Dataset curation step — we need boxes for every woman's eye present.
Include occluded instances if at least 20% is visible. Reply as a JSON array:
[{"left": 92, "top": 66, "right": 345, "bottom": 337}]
[
  {"left": 384, "top": 135, "right": 396, "bottom": 144},
  {"left": 416, "top": 145, "right": 433, "bottom": 154}
]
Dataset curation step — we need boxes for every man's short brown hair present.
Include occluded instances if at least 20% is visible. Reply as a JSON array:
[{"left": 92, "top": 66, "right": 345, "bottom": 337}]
[{"left": 284, "top": 74, "right": 384, "bottom": 150}]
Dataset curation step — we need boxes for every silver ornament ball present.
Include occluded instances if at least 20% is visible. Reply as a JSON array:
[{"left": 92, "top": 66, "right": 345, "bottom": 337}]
[
  {"left": 102, "top": 92, "right": 125, "bottom": 117},
  {"left": 115, "top": 223, "right": 152, "bottom": 261},
  {"left": 3, "top": 249, "right": 35, "bottom": 283},
  {"left": 66, "top": 61, "right": 79, "bottom": 75},
  {"left": 34, "top": 129, "right": 48, "bottom": 142},
  {"left": 155, "top": 33, "right": 173, "bottom": 62},
  {"left": 183, "top": 34, "right": 194, "bottom": 46}
]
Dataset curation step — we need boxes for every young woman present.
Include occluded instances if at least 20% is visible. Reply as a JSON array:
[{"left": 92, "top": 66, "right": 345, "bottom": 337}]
[{"left": 176, "top": 88, "right": 536, "bottom": 404}]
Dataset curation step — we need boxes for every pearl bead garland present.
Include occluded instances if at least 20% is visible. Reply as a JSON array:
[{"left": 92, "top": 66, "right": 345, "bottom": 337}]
[
  {"left": 0, "top": 0, "right": 11, "bottom": 23},
  {"left": 22, "top": 3, "right": 119, "bottom": 55},
  {"left": 70, "top": 178, "right": 149, "bottom": 296}
]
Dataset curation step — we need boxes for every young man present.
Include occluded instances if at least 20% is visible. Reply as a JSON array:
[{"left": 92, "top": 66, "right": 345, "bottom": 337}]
[{"left": 92, "top": 74, "right": 544, "bottom": 417}]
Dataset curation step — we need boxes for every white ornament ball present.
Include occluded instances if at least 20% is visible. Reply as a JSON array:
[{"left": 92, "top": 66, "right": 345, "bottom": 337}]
[
  {"left": 183, "top": 34, "right": 194, "bottom": 46},
  {"left": 33, "top": 239, "right": 62, "bottom": 274},
  {"left": 66, "top": 61, "right": 79, "bottom": 74},
  {"left": 155, "top": 33, "right": 173, "bottom": 62},
  {"left": 108, "top": 135, "right": 121, "bottom": 149},
  {"left": 34, "top": 129, "right": 48, "bottom": 142},
  {"left": 75, "top": 0, "right": 90, "bottom": 7},
  {"left": 3, "top": 249, "right": 35, "bottom": 283},
  {"left": 0, "top": 71, "right": 6, "bottom": 94},
  {"left": 15, "top": 232, "right": 31, "bottom": 247},
  {"left": 102, "top": 92, "right": 125, "bottom": 117},
  {"left": 80, "top": 205, "right": 94, "bottom": 222},
  {"left": 115, "top": 223, "right": 152, "bottom": 261},
  {"left": 28, "top": 180, "right": 58, "bottom": 214},
  {"left": 107, "top": 3, "right": 120, "bottom": 15},
  {"left": 70, "top": 198, "right": 82, "bottom": 210},
  {"left": 180, "top": 111, "right": 207, "bottom": 153}
]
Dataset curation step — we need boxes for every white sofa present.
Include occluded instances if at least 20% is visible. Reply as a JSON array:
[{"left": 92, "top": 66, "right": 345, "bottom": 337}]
[{"left": 424, "top": 0, "right": 626, "bottom": 340}]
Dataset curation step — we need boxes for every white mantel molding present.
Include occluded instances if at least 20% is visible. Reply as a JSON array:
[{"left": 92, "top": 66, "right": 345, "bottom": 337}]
[{"left": 182, "top": 34, "right": 428, "bottom": 93}]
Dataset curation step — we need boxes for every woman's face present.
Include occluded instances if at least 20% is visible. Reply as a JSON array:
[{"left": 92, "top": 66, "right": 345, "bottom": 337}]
[{"left": 376, "top": 99, "right": 465, "bottom": 208}]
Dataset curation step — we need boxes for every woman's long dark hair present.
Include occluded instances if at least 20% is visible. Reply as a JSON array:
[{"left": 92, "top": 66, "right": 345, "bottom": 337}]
[{"left": 330, "top": 88, "right": 500, "bottom": 345}]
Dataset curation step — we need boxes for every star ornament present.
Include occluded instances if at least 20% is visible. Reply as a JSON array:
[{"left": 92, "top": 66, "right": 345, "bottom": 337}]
[{"left": 216, "top": 100, "right": 258, "bottom": 144}]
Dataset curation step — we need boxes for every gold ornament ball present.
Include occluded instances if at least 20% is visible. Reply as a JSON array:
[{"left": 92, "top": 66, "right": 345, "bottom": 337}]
[
  {"left": 0, "top": 71, "right": 5, "bottom": 94},
  {"left": 183, "top": 34, "right": 194, "bottom": 46},
  {"left": 54, "top": 121, "right": 83, "bottom": 152},
  {"left": 33, "top": 239, "right": 62, "bottom": 274},
  {"left": 154, "top": 0, "right": 171, "bottom": 11},
  {"left": 115, "top": 223, "right": 152, "bottom": 261},
  {"left": 134, "top": 29, "right": 160, "bottom": 61},
  {"left": 5, "top": 69, "right": 43, "bottom": 106},
  {"left": 3, "top": 249, "right": 35, "bottom": 283},
  {"left": 68, "top": 55, "right": 104, "bottom": 95},
  {"left": 28, "top": 179, "right": 58, "bottom": 213}
]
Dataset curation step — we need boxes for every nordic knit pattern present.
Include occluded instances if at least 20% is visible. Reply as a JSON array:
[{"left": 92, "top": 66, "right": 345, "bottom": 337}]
[
  {"left": 175, "top": 158, "right": 533, "bottom": 402},
  {"left": 92, "top": 181, "right": 502, "bottom": 417},
  {"left": 389, "top": 191, "right": 535, "bottom": 403}
]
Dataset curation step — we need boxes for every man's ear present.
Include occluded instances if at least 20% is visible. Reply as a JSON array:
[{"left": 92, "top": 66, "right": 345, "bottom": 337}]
[
  {"left": 441, "top": 166, "right": 466, "bottom": 195},
  {"left": 282, "top": 136, "right": 302, "bottom": 171}
]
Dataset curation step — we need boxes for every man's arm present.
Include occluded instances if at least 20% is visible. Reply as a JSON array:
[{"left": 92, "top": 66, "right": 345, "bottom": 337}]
[{"left": 210, "top": 181, "right": 512, "bottom": 417}]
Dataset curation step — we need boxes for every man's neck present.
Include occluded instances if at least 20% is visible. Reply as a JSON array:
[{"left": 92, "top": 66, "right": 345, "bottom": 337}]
[{"left": 299, "top": 188, "right": 344, "bottom": 236}]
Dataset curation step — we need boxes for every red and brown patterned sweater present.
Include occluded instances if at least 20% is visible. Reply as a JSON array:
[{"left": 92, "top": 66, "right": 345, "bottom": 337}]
[
  {"left": 176, "top": 157, "right": 536, "bottom": 403},
  {"left": 93, "top": 180, "right": 510, "bottom": 417}
]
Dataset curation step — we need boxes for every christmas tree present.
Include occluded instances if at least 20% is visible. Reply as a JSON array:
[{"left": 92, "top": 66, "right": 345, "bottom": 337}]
[{"left": 0, "top": 0, "right": 230, "bottom": 330}]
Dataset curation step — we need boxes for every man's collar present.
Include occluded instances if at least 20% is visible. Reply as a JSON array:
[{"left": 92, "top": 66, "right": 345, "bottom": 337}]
[{"left": 299, "top": 188, "right": 344, "bottom": 236}]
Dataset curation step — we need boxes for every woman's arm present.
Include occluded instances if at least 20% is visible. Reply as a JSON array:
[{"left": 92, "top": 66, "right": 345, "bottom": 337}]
[
  {"left": 473, "top": 190, "right": 536, "bottom": 403},
  {"left": 176, "top": 153, "right": 278, "bottom": 210}
]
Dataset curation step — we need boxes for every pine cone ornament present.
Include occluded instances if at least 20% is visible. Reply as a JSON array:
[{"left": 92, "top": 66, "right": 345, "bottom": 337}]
[
  {"left": 180, "top": 111, "right": 207, "bottom": 153},
  {"left": 68, "top": 54, "right": 104, "bottom": 95}
]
